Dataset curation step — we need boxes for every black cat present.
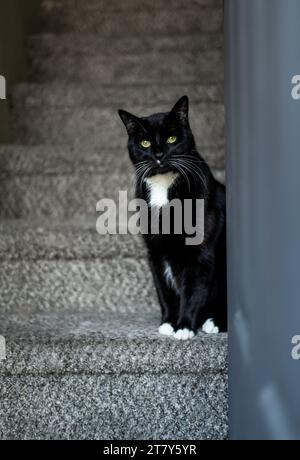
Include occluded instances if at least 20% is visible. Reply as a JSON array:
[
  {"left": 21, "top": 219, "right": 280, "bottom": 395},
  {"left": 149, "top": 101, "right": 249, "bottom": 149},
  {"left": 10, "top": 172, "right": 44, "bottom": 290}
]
[{"left": 119, "top": 96, "right": 227, "bottom": 340}]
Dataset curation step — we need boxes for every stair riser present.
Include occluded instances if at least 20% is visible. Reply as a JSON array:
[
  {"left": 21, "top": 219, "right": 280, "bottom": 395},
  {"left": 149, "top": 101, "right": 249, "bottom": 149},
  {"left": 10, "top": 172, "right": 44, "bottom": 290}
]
[
  {"left": 0, "top": 173, "right": 134, "bottom": 218},
  {"left": 0, "top": 259, "right": 156, "bottom": 314},
  {"left": 0, "top": 146, "right": 225, "bottom": 183},
  {"left": 28, "top": 34, "right": 223, "bottom": 60},
  {"left": 12, "top": 83, "right": 224, "bottom": 109},
  {"left": 11, "top": 105, "right": 225, "bottom": 147},
  {"left": 39, "top": 7, "right": 223, "bottom": 34},
  {"left": 0, "top": 168, "right": 225, "bottom": 218},
  {"left": 27, "top": 51, "right": 223, "bottom": 84},
  {"left": 0, "top": 145, "right": 225, "bottom": 176},
  {"left": 0, "top": 226, "right": 145, "bottom": 261},
  {"left": 40, "top": 0, "right": 223, "bottom": 16},
  {"left": 0, "top": 373, "right": 228, "bottom": 440}
]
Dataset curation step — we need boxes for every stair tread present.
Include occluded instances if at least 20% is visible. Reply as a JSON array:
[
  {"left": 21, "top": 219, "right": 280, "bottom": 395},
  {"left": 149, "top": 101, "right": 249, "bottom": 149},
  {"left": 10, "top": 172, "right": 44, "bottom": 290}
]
[
  {"left": 40, "top": 0, "right": 222, "bottom": 14},
  {"left": 28, "top": 32, "right": 223, "bottom": 57},
  {"left": 0, "top": 311, "right": 227, "bottom": 376},
  {"left": 0, "top": 257, "right": 157, "bottom": 314},
  {"left": 38, "top": 3, "right": 223, "bottom": 34},
  {"left": 26, "top": 49, "right": 223, "bottom": 84},
  {"left": 12, "top": 82, "right": 224, "bottom": 108},
  {"left": 0, "top": 145, "right": 225, "bottom": 219},
  {"left": 0, "top": 144, "right": 225, "bottom": 175},
  {"left": 0, "top": 217, "right": 145, "bottom": 261},
  {"left": 10, "top": 103, "right": 225, "bottom": 148}
]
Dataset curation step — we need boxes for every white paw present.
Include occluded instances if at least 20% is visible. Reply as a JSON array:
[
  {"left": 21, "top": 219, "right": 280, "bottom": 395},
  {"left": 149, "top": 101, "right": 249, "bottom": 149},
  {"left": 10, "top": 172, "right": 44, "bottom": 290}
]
[
  {"left": 202, "top": 318, "right": 219, "bottom": 334},
  {"left": 173, "top": 328, "right": 195, "bottom": 340},
  {"left": 158, "top": 323, "right": 174, "bottom": 336}
]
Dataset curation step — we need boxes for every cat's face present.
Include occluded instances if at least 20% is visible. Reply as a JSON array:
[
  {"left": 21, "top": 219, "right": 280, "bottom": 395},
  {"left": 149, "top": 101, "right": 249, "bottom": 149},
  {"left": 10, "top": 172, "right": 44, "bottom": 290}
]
[{"left": 118, "top": 96, "right": 195, "bottom": 177}]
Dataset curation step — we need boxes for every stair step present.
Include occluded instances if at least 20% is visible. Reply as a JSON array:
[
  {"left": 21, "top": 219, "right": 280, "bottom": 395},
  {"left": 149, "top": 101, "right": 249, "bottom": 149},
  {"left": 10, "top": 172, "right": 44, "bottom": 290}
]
[
  {"left": 0, "top": 170, "right": 225, "bottom": 219},
  {"left": 0, "top": 144, "right": 225, "bottom": 218},
  {"left": 0, "top": 311, "right": 228, "bottom": 439},
  {"left": 0, "top": 146, "right": 225, "bottom": 218},
  {"left": 0, "top": 145, "right": 225, "bottom": 176},
  {"left": 0, "top": 218, "right": 145, "bottom": 261},
  {"left": 0, "top": 257, "right": 155, "bottom": 314},
  {"left": 10, "top": 103, "right": 225, "bottom": 148},
  {"left": 0, "top": 311, "right": 227, "bottom": 374},
  {"left": 0, "top": 219, "right": 151, "bottom": 314},
  {"left": 0, "top": 372, "right": 227, "bottom": 439},
  {"left": 38, "top": 3, "right": 223, "bottom": 34},
  {"left": 26, "top": 49, "right": 223, "bottom": 84},
  {"left": 40, "top": 0, "right": 223, "bottom": 17},
  {"left": 28, "top": 33, "right": 223, "bottom": 60},
  {"left": 12, "top": 82, "right": 224, "bottom": 109},
  {"left": 0, "top": 172, "right": 129, "bottom": 218}
]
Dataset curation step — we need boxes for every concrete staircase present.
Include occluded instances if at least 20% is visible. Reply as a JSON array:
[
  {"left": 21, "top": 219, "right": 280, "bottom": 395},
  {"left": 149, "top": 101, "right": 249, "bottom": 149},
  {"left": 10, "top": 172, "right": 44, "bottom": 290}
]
[{"left": 0, "top": 0, "right": 228, "bottom": 439}]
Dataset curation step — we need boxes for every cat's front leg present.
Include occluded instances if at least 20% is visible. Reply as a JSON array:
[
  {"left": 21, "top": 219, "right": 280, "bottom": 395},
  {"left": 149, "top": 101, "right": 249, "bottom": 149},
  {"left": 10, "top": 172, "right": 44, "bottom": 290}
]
[
  {"left": 149, "top": 256, "right": 180, "bottom": 335},
  {"left": 174, "top": 256, "right": 214, "bottom": 340}
]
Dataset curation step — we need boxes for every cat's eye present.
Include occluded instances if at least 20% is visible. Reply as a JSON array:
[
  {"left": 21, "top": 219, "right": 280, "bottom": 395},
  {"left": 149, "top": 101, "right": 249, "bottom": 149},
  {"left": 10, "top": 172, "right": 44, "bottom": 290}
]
[
  {"left": 167, "top": 136, "right": 177, "bottom": 144},
  {"left": 140, "top": 140, "right": 151, "bottom": 148}
]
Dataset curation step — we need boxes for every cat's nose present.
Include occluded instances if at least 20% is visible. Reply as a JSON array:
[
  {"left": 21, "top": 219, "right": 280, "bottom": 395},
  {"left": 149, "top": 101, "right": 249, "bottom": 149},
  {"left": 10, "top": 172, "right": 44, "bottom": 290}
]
[{"left": 156, "top": 152, "right": 164, "bottom": 159}]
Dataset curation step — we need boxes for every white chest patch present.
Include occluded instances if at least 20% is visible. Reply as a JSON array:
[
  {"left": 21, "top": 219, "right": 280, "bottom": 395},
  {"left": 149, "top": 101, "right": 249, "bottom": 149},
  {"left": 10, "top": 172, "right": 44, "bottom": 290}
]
[{"left": 145, "top": 172, "right": 178, "bottom": 208}]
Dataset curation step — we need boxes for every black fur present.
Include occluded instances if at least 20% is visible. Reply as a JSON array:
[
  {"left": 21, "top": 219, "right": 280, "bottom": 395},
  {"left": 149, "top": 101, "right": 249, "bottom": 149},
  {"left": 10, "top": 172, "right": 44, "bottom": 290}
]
[{"left": 119, "top": 96, "right": 227, "bottom": 334}]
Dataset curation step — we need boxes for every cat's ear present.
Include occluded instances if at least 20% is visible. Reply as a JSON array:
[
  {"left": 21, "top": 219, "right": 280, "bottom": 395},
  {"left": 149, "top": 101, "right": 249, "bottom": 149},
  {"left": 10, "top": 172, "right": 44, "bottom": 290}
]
[
  {"left": 169, "top": 95, "right": 189, "bottom": 124},
  {"left": 118, "top": 109, "right": 144, "bottom": 135}
]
